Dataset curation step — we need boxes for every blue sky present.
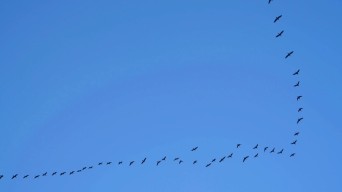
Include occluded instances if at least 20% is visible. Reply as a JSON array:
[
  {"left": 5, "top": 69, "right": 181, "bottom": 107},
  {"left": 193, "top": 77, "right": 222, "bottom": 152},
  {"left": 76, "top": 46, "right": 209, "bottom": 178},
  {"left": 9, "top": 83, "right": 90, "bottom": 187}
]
[{"left": 0, "top": 0, "right": 341, "bottom": 191}]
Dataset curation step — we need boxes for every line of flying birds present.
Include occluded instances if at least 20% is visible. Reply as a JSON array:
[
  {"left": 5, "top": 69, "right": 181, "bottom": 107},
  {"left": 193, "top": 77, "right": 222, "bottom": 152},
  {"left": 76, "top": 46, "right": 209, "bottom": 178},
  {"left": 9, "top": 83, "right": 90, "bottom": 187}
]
[{"left": 0, "top": 0, "right": 302, "bottom": 181}]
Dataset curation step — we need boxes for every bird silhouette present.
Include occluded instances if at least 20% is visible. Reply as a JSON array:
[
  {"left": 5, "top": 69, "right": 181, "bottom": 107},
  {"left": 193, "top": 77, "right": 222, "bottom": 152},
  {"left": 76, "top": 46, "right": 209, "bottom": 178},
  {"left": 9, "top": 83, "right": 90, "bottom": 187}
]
[
  {"left": 211, "top": 158, "right": 216, "bottom": 163},
  {"left": 11, "top": 174, "right": 18, "bottom": 179},
  {"left": 206, "top": 163, "right": 211, "bottom": 167},
  {"left": 294, "top": 132, "right": 300, "bottom": 136},
  {"left": 290, "top": 153, "right": 296, "bottom": 157},
  {"left": 129, "top": 161, "right": 135, "bottom": 166},
  {"left": 156, "top": 160, "right": 161, "bottom": 166},
  {"left": 274, "top": 15, "right": 282, "bottom": 23},
  {"left": 98, "top": 162, "right": 103, "bottom": 166},
  {"left": 52, "top": 172, "right": 57, "bottom": 176},
  {"left": 228, "top": 153, "right": 233, "bottom": 158},
  {"left": 254, "top": 153, "right": 259, "bottom": 158},
  {"left": 277, "top": 149, "right": 284, "bottom": 154},
  {"left": 42, "top": 172, "right": 47, "bottom": 176},
  {"left": 297, "top": 96, "right": 303, "bottom": 101},
  {"left": 193, "top": 160, "right": 197, "bottom": 164},
  {"left": 34, "top": 175, "right": 40, "bottom": 179},
  {"left": 60, "top": 172, "right": 66, "bottom": 176},
  {"left": 276, "top": 30, "right": 284, "bottom": 38},
  {"left": 297, "top": 117, "right": 304, "bottom": 124},
  {"left": 69, "top": 171, "right": 75, "bottom": 175},
  {"left": 293, "top": 69, "right": 300, "bottom": 75},
  {"left": 88, "top": 166, "right": 93, "bottom": 169},
  {"left": 141, "top": 158, "right": 147, "bottom": 164},
  {"left": 118, "top": 161, "right": 123, "bottom": 165},
  {"left": 298, "top": 108, "right": 303, "bottom": 112},
  {"left": 191, "top": 146, "right": 198, "bottom": 151},
  {"left": 237, "top": 144, "right": 241, "bottom": 148},
  {"left": 243, "top": 156, "right": 249, "bottom": 162},
  {"left": 179, "top": 160, "right": 183, "bottom": 164},
  {"left": 253, "top": 144, "right": 258, "bottom": 149},
  {"left": 23, "top": 175, "right": 29, "bottom": 179},
  {"left": 291, "top": 140, "right": 297, "bottom": 145},
  {"left": 162, "top": 156, "right": 166, "bottom": 161},
  {"left": 219, "top": 156, "right": 226, "bottom": 162},
  {"left": 268, "top": 0, "right": 273, "bottom": 4},
  {"left": 106, "top": 162, "right": 112, "bottom": 165},
  {"left": 270, "top": 148, "right": 275, "bottom": 153},
  {"left": 294, "top": 81, "right": 300, "bottom": 87},
  {"left": 264, "top": 147, "right": 268, "bottom": 152},
  {"left": 285, "top": 51, "right": 294, "bottom": 59},
  {"left": 174, "top": 157, "right": 179, "bottom": 161},
  {"left": 0, "top": 175, "right": 3, "bottom": 180},
  {"left": 77, "top": 170, "right": 82, "bottom": 173}
]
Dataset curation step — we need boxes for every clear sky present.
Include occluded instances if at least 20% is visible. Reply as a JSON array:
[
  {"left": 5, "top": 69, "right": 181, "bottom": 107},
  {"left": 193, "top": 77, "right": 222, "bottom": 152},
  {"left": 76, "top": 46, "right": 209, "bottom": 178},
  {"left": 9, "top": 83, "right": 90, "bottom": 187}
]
[{"left": 1, "top": 0, "right": 341, "bottom": 191}]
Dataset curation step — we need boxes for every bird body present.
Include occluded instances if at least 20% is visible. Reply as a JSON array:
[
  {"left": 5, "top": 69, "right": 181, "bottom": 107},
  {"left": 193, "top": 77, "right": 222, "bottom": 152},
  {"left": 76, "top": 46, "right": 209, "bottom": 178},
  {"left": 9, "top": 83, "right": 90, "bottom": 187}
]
[
  {"left": 191, "top": 147, "right": 198, "bottom": 151},
  {"left": 162, "top": 156, "right": 166, "bottom": 161},
  {"left": 237, "top": 144, "right": 241, "bottom": 148},
  {"left": 254, "top": 153, "right": 259, "bottom": 158},
  {"left": 297, "top": 117, "right": 304, "bottom": 124},
  {"left": 228, "top": 153, "right": 233, "bottom": 158},
  {"left": 277, "top": 149, "right": 284, "bottom": 154},
  {"left": 141, "top": 158, "right": 147, "bottom": 164},
  {"left": 243, "top": 156, "right": 249, "bottom": 162},
  {"left": 52, "top": 172, "right": 57, "bottom": 176},
  {"left": 157, "top": 160, "right": 161, "bottom": 166},
  {"left": 285, "top": 51, "right": 294, "bottom": 59},
  {"left": 297, "top": 96, "right": 303, "bottom": 101},
  {"left": 294, "top": 132, "right": 300, "bottom": 136},
  {"left": 206, "top": 163, "right": 211, "bottom": 167},
  {"left": 293, "top": 69, "right": 300, "bottom": 75},
  {"left": 253, "top": 144, "right": 258, "bottom": 149},
  {"left": 193, "top": 160, "right": 197, "bottom": 164},
  {"left": 291, "top": 140, "right": 297, "bottom": 145},
  {"left": 274, "top": 15, "right": 282, "bottom": 23},
  {"left": 276, "top": 30, "right": 284, "bottom": 37},
  {"left": 129, "top": 161, "right": 135, "bottom": 166},
  {"left": 264, "top": 147, "right": 268, "bottom": 152},
  {"left": 23, "top": 175, "right": 29, "bottom": 179},
  {"left": 11, "top": 174, "right": 18, "bottom": 179},
  {"left": 270, "top": 148, "right": 275, "bottom": 153},
  {"left": 219, "top": 157, "right": 226, "bottom": 162},
  {"left": 294, "top": 81, "right": 300, "bottom": 87},
  {"left": 290, "top": 153, "right": 296, "bottom": 157},
  {"left": 174, "top": 157, "right": 179, "bottom": 161}
]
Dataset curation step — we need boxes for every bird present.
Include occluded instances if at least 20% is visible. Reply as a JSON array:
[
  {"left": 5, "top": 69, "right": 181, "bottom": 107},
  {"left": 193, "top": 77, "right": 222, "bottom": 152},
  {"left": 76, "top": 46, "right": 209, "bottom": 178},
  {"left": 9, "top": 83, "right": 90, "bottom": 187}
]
[
  {"left": 293, "top": 69, "right": 300, "bottom": 75},
  {"left": 52, "top": 172, "right": 57, "bottom": 176},
  {"left": 69, "top": 171, "right": 75, "bottom": 175},
  {"left": 129, "top": 161, "right": 135, "bottom": 166},
  {"left": 294, "top": 132, "right": 300, "bottom": 136},
  {"left": 291, "top": 140, "right": 297, "bottom": 145},
  {"left": 274, "top": 15, "right": 282, "bottom": 23},
  {"left": 276, "top": 30, "right": 284, "bottom": 38},
  {"left": 206, "top": 163, "right": 211, "bottom": 167},
  {"left": 264, "top": 147, "right": 268, "bottom": 152},
  {"left": 285, "top": 51, "right": 294, "bottom": 59},
  {"left": 227, "top": 153, "right": 233, "bottom": 158},
  {"left": 162, "top": 156, "right": 166, "bottom": 161},
  {"left": 42, "top": 172, "right": 47, "bottom": 176},
  {"left": 11, "top": 174, "right": 18, "bottom": 179},
  {"left": 156, "top": 160, "right": 161, "bottom": 166},
  {"left": 253, "top": 144, "right": 258, "bottom": 149},
  {"left": 88, "top": 166, "right": 93, "bottom": 169},
  {"left": 179, "top": 160, "right": 183, "bottom": 164},
  {"left": 270, "top": 148, "right": 275, "bottom": 153},
  {"left": 193, "top": 160, "right": 197, "bottom": 164},
  {"left": 211, "top": 158, "right": 216, "bottom": 163},
  {"left": 243, "top": 156, "right": 249, "bottom": 162},
  {"left": 118, "top": 161, "right": 123, "bottom": 165},
  {"left": 219, "top": 156, "right": 226, "bottom": 162},
  {"left": 290, "top": 153, "right": 296, "bottom": 157},
  {"left": 174, "top": 157, "right": 179, "bottom": 161},
  {"left": 298, "top": 108, "right": 303, "bottom": 112},
  {"left": 277, "top": 149, "right": 284, "bottom": 154},
  {"left": 60, "top": 172, "right": 66, "bottom": 176},
  {"left": 294, "top": 81, "right": 300, "bottom": 87},
  {"left": 297, "top": 117, "right": 304, "bottom": 124},
  {"left": 254, "top": 153, "right": 259, "bottom": 158},
  {"left": 82, "top": 167, "right": 87, "bottom": 170},
  {"left": 77, "top": 170, "right": 82, "bottom": 173},
  {"left": 0, "top": 175, "right": 3, "bottom": 179},
  {"left": 34, "top": 175, "right": 40, "bottom": 179},
  {"left": 98, "top": 162, "right": 103, "bottom": 166},
  {"left": 268, "top": 0, "right": 273, "bottom": 4},
  {"left": 141, "top": 157, "right": 147, "bottom": 164},
  {"left": 237, "top": 144, "right": 241, "bottom": 148},
  {"left": 23, "top": 175, "right": 29, "bottom": 179},
  {"left": 297, "top": 96, "right": 303, "bottom": 101},
  {"left": 106, "top": 162, "right": 112, "bottom": 165},
  {"left": 191, "top": 146, "right": 198, "bottom": 151}
]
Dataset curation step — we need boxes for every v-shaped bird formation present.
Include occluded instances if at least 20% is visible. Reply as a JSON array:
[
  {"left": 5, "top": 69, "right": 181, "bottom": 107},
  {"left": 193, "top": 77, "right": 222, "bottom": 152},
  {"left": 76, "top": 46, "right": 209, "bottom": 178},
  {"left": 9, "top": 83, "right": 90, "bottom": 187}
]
[{"left": 0, "top": 0, "right": 303, "bottom": 182}]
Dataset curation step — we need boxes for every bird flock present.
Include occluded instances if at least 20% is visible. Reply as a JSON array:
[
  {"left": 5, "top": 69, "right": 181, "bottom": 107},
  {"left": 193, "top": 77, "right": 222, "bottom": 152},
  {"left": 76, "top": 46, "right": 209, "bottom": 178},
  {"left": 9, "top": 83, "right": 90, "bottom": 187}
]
[{"left": 0, "top": 0, "right": 303, "bottom": 181}]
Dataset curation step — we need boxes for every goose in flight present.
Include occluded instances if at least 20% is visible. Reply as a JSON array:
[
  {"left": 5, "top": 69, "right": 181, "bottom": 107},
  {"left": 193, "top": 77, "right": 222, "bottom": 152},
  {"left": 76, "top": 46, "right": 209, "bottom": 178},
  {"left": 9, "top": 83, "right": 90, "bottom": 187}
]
[
  {"left": 219, "top": 156, "right": 226, "bottom": 162},
  {"left": 211, "top": 158, "right": 216, "bottom": 163},
  {"left": 141, "top": 158, "right": 147, "bottom": 164},
  {"left": 191, "top": 146, "right": 198, "bottom": 151},
  {"left": 162, "top": 156, "right": 166, "bottom": 161},
  {"left": 156, "top": 160, "right": 161, "bottom": 166},
  {"left": 297, "top": 96, "right": 303, "bottom": 101},
  {"left": 253, "top": 144, "right": 258, "bottom": 149},
  {"left": 98, "top": 162, "right": 103, "bottom": 166},
  {"left": 298, "top": 108, "right": 303, "bottom": 112},
  {"left": 264, "top": 147, "right": 268, "bottom": 152},
  {"left": 228, "top": 153, "right": 233, "bottom": 158},
  {"left": 206, "top": 163, "right": 211, "bottom": 167},
  {"left": 294, "top": 132, "right": 300, "bottom": 136},
  {"left": 118, "top": 161, "right": 123, "bottom": 165},
  {"left": 268, "top": 0, "right": 273, "bottom": 4},
  {"left": 82, "top": 167, "right": 87, "bottom": 170},
  {"left": 174, "top": 157, "right": 179, "bottom": 161},
  {"left": 179, "top": 160, "right": 183, "bottom": 164},
  {"left": 23, "top": 175, "right": 29, "bottom": 179},
  {"left": 276, "top": 30, "right": 284, "bottom": 38},
  {"left": 69, "top": 171, "right": 75, "bottom": 175},
  {"left": 52, "top": 172, "right": 57, "bottom": 176},
  {"left": 129, "top": 161, "right": 135, "bottom": 166},
  {"left": 270, "top": 148, "right": 275, "bottom": 153},
  {"left": 293, "top": 69, "right": 300, "bottom": 75},
  {"left": 243, "top": 156, "right": 249, "bottom": 163},
  {"left": 0, "top": 175, "right": 3, "bottom": 179},
  {"left": 77, "top": 170, "right": 82, "bottom": 173},
  {"left": 106, "top": 162, "right": 112, "bottom": 165},
  {"left": 294, "top": 81, "right": 300, "bottom": 87},
  {"left": 34, "top": 175, "right": 40, "bottom": 179},
  {"left": 291, "top": 140, "right": 297, "bottom": 145},
  {"left": 285, "top": 51, "right": 294, "bottom": 59},
  {"left": 42, "top": 172, "right": 47, "bottom": 176},
  {"left": 297, "top": 117, "right": 304, "bottom": 124},
  {"left": 60, "top": 172, "right": 66, "bottom": 176},
  {"left": 290, "top": 153, "right": 296, "bottom": 157},
  {"left": 277, "top": 149, "right": 284, "bottom": 154},
  {"left": 274, "top": 15, "right": 282, "bottom": 23},
  {"left": 237, "top": 144, "right": 241, "bottom": 148},
  {"left": 11, "top": 174, "right": 18, "bottom": 179},
  {"left": 254, "top": 153, "right": 259, "bottom": 158},
  {"left": 88, "top": 166, "right": 93, "bottom": 169},
  {"left": 193, "top": 160, "right": 197, "bottom": 164}
]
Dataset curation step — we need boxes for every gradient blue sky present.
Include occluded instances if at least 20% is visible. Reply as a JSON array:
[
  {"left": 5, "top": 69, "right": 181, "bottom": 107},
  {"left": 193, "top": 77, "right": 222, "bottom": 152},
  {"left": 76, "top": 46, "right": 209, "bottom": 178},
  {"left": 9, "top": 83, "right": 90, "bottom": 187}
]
[{"left": 1, "top": 0, "right": 341, "bottom": 191}]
